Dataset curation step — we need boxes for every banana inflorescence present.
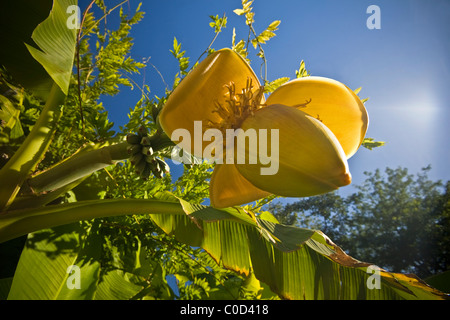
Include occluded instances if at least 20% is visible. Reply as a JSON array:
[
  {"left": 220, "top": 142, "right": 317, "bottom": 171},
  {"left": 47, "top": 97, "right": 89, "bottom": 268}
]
[{"left": 126, "top": 126, "right": 170, "bottom": 180}]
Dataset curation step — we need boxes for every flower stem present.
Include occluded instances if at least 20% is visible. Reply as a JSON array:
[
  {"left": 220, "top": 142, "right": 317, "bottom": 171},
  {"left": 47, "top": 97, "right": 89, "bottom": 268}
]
[
  {"left": 27, "top": 141, "right": 129, "bottom": 194},
  {"left": 26, "top": 131, "right": 174, "bottom": 196},
  {"left": 0, "top": 83, "right": 64, "bottom": 210}
]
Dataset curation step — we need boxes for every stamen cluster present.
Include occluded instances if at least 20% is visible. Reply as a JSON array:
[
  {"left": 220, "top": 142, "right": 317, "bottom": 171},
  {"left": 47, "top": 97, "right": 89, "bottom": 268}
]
[{"left": 208, "top": 78, "right": 265, "bottom": 133}]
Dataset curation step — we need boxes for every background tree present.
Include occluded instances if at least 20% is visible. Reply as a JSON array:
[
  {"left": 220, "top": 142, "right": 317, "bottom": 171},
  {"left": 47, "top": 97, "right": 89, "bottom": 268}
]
[{"left": 269, "top": 166, "right": 450, "bottom": 279}]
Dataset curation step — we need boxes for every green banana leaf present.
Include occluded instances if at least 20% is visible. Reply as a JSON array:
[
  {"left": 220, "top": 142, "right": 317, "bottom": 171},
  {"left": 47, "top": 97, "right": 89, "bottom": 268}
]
[
  {"left": 6, "top": 222, "right": 152, "bottom": 300},
  {"left": 0, "top": 0, "right": 77, "bottom": 99},
  {"left": 152, "top": 198, "right": 449, "bottom": 300},
  {"left": 25, "top": 0, "right": 78, "bottom": 96},
  {"left": 1, "top": 196, "right": 448, "bottom": 300}
]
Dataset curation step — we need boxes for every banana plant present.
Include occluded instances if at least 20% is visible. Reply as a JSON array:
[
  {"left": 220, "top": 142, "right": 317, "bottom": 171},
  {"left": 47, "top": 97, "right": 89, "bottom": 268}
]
[{"left": 0, "top": 0, "right": 448, "bottom": 300}]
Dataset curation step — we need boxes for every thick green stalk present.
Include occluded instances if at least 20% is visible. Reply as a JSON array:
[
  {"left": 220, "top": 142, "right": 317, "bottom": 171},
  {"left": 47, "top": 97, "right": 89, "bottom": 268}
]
[
  {"left": 26, "top": 131, "right": 174, "bottom": 195},
  {"left": 0, "top": 83, "right": 65, "bottom": 210},
  {"left": 27, "top": 141, "right": 129, "bottom": 193},
  {"left": 0, "top": 198, "right": 184, "bottom": 243}
]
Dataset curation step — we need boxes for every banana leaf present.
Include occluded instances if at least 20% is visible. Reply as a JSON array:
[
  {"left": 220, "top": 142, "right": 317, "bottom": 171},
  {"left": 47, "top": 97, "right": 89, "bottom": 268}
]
[{"left": 1, "top": 196, "right": 448, "bottom": 300}]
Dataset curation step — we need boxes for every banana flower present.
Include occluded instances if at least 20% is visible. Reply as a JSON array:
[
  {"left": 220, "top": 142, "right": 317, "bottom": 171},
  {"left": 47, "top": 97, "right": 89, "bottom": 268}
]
[{"left": 159, "top": 48, "right": 368, "bottom": 208}]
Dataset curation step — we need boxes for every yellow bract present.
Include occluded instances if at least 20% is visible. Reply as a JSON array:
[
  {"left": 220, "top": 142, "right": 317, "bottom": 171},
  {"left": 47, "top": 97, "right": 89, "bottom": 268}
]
[
  {"left": 210, "top": 163, "right": 271, "bottom": 209},
  {"left": 159, "top": 48, "right": 260, "bottom": 158},
  {"left": 236, "top": 104, "right": 351, "bottom": 198},
  {"left": 159, "top": 48, "right": 368, "bottom": 208},
  {"left": 265, "top": 76, "right": 369, "bottom": 158}
]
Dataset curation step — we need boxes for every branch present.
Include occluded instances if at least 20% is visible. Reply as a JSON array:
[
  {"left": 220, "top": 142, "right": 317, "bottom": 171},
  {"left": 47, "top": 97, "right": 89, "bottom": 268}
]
[
  {"left": 192, "top": 12, "right": 227, "bottom": 69},
  {"left": 75, "top": 0, "right": 96, "bottom": 137}
]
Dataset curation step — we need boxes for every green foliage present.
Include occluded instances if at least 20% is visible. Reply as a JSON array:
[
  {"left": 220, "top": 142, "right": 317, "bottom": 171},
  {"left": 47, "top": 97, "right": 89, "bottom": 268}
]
[
  {"left": 296, "top": 60, "right": 311, "bottom": 78},
  {"left": 362, "top": 137, "right": 386, "bottom": 150},
  {"left": 231, "top": 28, "right": 248, "bottom": 60},
  {"left": 233, "top": 0, "right": 282, "bottom": 79},
  {"left": 44, "top": 1, "right": 146, "bottom": 166},
  {"left": 354, "top": 87, "right": 370, "bottom": 104},
  {"left": 270, "top": 166, "right": 450, "bottom": 280},
  {"left": 264, "top": 77, "right": 290, "bottom": 94},
  {"left": 251, "top": 20, "right": 281, "bottom": 49},
  {"left": 0, "top": 74, "right": 25, "bottom": 146},
  {"left": 171, "top": 37, "right": 190, "bottom": 81},
  {"left": 172, "top": 162, "right": 213, "bottom": 204},
  {"left": 263, "top": 60, "right": 309, "bottom": 93},
  {"left": 233, "top": 0, "right": 255, "bottom": 26},
  {"left": 209, "top": 14, "right": 227, "bottom": 33}
]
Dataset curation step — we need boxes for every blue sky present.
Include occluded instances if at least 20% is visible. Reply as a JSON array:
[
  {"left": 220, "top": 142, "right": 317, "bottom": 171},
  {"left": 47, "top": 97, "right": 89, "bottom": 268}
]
[{"left": 83, "top": 0, "right": 450, "bottom": 196}]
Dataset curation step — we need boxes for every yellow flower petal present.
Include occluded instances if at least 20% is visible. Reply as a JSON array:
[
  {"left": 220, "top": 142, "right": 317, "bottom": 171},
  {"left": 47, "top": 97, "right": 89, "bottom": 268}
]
[
  {"left": 210, "top": 163, "right": 271, "bottom": 208},
  {"left": 159, "top": 48, "right": 260, "bottom": 158},
  {"left": 265, "top": 76, "right": 369, "bottom": 158},
  {"left": 235, "top": 104, "right": 351, "bottom": 197}
]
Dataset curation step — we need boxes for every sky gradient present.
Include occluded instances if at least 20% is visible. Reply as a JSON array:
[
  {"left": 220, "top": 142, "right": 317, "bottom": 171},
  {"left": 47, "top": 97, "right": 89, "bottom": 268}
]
[{"left": 83, "top": 0, "right": 450, "bottom": 196}]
